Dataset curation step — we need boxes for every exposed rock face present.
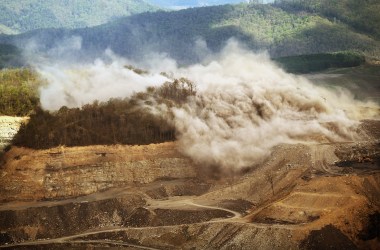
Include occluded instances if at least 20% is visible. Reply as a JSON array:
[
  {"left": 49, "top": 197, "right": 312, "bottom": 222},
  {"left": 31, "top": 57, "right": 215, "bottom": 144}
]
[
  {"left": 0, "top": 116, "right": 26, "bottom": 151},
  {"left": 0, "top": 143, "right": 197, "bottom": 201}
]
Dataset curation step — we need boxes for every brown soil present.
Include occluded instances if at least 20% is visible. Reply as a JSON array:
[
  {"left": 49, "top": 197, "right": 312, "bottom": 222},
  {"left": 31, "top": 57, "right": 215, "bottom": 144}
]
[
  {"left": 0, "top": 120, "right": 379, "bottom": 249},
  {"left": 300, "top": 225, "right": 358, "bottom": 250}
]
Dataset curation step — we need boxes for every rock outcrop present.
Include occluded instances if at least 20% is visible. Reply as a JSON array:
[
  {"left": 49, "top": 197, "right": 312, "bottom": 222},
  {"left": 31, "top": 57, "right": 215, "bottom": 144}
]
[
  {"left": 0, "top": 116, "right": 26, "bottom": 151},
  {"left": 0, "top": 143, "right": 197, "bottom": 201}
]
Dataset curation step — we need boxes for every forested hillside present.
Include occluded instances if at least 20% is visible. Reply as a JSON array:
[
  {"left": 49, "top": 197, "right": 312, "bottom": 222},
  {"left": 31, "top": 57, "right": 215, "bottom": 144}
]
[
  {"left": 147, "top": 0, "right": 245, "bottom": 8},
  {"left": 12, "top": 77, "right": 197, "bottom": 148},
  {"left": 1, "top": 2, "right": 379, "bottom": 64},
  {"left": 0, "top": 0, "right": 159, "bottom": 34},
  {"left": 275, "top": 0, "right": 380, "bottom": 40},
  {"left": 0, "top": 44, "right": 23, "bottom": 69}
]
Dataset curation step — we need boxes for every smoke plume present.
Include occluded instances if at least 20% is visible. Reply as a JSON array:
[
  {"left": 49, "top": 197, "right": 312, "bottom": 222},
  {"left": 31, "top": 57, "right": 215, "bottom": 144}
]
[{"left": 36, "top": 39, "right": 379, "bottom": 170}]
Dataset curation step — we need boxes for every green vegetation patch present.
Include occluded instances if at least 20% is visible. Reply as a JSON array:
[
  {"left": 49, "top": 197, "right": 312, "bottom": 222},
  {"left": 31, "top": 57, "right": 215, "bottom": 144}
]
[
  {"left": 275, "top": 0, "right": 380, "bottom": 40},
  {"left": 0, "top": 0, "right": 160, "bottom": 33},
  {"left": 274, "top": 51, "right": 365, "bottom": 73},
  {"left": 0, "top": 68, "right": 40, "bottom": 116},
  {"left": 0, "top": 43, "right": 24, "bottom": 69}
]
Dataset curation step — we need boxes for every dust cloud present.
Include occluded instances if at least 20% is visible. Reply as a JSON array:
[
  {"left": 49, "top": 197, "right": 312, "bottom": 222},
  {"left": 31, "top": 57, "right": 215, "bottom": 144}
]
[
  {"left": 35, "top": 39, "right": 379, "bottom": 170},
  {"left": 36, "top": 48, "right": 169, "bottom": 110}
]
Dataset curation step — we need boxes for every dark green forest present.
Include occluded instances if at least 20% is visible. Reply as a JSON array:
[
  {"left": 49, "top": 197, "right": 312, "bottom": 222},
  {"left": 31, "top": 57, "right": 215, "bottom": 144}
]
[
  {"left": 0, "top": 0, "right": 159, "bottom": 34},
  {"left": 274, "top": 51, "right": 365, "bottom": 73},
  {"left": 275, "top": 0, "right": 380, "bottom": 40}
]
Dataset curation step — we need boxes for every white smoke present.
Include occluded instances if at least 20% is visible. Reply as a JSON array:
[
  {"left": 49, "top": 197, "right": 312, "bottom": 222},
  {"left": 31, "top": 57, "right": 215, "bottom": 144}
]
[{"left": 36, "top": 39, "right": 379, "bottom": 170}]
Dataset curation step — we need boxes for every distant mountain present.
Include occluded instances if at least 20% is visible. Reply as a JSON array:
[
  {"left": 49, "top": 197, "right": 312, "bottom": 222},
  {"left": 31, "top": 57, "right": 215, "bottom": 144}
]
[
  {"left": 275, "top": 0, "right": 380, "bottom": 40},
  {"left": 0, "top": 0, "right": 159, "bottom": 34},
  {"left": 148, "top": 1, "right": 276, "bottom": 9},
  {"left": 1, "top": 2, "right": 379, "bottom": 65},
  {"left": 148, "top": 0, "right": 246, "bottom": 9}
]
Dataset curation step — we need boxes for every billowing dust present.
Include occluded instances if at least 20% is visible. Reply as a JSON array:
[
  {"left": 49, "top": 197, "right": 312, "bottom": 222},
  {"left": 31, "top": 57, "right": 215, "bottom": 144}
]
[{"left": 36, "top": 39, "right": 379, "bottom": 170}]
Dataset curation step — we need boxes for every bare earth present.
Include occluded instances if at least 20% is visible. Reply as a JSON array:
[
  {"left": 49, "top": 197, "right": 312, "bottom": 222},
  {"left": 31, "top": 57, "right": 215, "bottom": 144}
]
[{"left": 0, "top": 120, "right": 379, "bottom": 249}]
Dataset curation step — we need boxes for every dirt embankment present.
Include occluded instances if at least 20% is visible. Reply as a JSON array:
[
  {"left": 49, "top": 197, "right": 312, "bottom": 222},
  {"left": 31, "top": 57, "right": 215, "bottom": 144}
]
[{"left": 0, "top": 143, "right": 197, "bottom": 201}]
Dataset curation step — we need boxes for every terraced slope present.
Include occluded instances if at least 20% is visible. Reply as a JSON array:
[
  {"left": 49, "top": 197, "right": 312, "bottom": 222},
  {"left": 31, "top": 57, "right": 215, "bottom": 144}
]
[{"left": 0, "top": 120, "right": 379, "bottom": 249}]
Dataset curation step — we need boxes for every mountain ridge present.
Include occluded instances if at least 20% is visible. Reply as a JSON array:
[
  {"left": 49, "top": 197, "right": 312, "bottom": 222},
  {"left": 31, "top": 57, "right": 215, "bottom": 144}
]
[
  {"left": 1, "top": 2, "right": 379, "bottom": 65},
  {"left": 0, "top": 0, "right": 159, "bottom": 34}
]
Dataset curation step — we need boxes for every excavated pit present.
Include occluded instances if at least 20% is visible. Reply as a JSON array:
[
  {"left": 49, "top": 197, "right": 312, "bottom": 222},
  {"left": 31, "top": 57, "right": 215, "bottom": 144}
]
[{"left": 0, "top": 120, "right": 379, "bottom": 249}]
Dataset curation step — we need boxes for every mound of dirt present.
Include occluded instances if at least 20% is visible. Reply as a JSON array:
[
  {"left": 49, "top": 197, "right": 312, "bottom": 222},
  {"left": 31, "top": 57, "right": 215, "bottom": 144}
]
[{"left": 300, "top": 225, "right": 358, "bottom": 250}]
